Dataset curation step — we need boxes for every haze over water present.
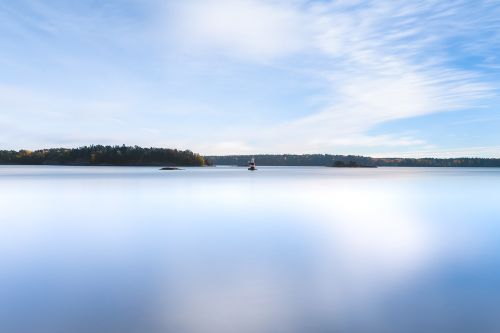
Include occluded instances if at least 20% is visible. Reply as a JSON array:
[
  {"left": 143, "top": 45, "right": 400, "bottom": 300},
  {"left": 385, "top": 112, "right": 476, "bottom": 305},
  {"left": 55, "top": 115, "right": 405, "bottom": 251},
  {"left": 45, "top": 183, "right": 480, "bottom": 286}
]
[{"left": 1, "top": 166, "right": 500, "bottom": 333}]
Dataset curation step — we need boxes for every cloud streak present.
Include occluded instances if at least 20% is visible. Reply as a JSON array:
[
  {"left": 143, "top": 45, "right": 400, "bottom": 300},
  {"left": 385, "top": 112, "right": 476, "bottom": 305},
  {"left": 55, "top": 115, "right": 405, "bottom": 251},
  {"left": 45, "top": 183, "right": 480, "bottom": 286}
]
[
  {"left": 166, "top": 0, "right": 308, "bottom": 61},
  {"left": 164, "top": 0, "right": 498, "bottom": 154}
]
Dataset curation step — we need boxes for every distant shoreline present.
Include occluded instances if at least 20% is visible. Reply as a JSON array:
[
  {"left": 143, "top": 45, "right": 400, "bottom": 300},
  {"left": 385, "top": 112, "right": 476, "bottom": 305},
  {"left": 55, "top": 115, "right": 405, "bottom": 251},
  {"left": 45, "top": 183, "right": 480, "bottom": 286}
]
[
  {"left": 2, "top": 164, "right": 499, "bottom": 168},
  {"left": 2, "top": 146, "right": 500, "bottom": 168},
  {"left": 207, "top": 154, "right": 500, "bottom": 168},
  {"left": 0, "top": 145, "right": 210, "bottom": 167}
]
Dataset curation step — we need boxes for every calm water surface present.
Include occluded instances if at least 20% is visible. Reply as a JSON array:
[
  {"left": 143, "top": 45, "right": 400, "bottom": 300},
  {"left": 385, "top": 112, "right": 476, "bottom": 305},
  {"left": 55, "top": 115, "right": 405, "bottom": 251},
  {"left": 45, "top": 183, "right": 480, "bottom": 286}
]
[{"left": 1, "top": 166, "right": 500, "bottom": 333}]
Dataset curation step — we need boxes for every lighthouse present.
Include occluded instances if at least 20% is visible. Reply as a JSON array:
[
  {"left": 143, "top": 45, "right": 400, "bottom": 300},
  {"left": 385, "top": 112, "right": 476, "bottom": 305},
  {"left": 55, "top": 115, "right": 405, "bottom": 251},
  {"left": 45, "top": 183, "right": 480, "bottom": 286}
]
[{"left": 248, "top": 157, "right": 257, "bottom": 171}]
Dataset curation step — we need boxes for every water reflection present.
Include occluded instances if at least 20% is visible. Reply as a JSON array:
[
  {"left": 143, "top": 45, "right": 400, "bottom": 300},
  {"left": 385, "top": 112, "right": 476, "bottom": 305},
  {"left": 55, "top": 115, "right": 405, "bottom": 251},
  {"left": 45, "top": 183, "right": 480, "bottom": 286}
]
[{"left": 1, "top": 166, "right": 500, "bottom": 333}]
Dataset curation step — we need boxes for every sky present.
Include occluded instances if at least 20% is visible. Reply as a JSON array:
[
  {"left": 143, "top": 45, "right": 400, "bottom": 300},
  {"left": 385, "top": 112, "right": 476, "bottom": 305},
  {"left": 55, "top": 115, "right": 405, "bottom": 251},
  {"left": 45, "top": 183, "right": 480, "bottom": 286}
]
[{"left": 1, "top": 0, "right": 500, "bottom": 157}]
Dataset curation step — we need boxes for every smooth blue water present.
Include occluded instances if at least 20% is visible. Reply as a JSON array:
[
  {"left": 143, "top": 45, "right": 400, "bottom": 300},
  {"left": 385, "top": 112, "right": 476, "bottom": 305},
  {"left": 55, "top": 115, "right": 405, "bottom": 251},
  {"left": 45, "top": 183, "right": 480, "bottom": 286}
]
[{"left": 1, "top": 166, "right": 500, "bottom": 333}]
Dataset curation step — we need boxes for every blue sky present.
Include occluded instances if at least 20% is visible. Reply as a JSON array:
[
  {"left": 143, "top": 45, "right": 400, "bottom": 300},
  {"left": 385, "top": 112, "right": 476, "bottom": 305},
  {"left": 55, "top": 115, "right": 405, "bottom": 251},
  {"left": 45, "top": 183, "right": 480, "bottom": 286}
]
[{"left": 1, "top": 0, "right": 500, "bottom": 156}]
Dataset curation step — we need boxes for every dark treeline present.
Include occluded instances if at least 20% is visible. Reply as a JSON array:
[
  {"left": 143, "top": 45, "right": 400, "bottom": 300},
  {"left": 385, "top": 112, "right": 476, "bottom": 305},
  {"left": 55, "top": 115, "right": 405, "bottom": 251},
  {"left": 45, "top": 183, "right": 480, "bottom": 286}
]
[
  {"left": 206, "top": 154, "right": 500, "bottom": 167},
  {"left": 3, "top": 149, "right": 499, "bottom": 167},
  {"left": 0, "top": 145, "right": 210, "bottom": 166}
]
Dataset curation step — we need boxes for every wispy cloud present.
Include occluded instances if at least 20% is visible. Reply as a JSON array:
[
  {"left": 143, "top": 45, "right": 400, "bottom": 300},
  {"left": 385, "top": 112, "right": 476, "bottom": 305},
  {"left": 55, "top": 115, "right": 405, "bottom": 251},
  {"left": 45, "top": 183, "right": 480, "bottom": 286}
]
[
  {"left": 164, "top": 0, "right": 498, "bottom": 155},
  {"left": 372, "top": 145, "right": 500, "bottom": 159},
  {"left": 165, "top": 0, "right": 308, "bottom": 61}
]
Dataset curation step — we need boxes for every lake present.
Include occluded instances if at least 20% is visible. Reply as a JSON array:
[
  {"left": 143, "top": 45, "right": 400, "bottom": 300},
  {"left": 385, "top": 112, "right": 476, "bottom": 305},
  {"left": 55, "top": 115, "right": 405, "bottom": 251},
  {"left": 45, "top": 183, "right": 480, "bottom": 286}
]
[{"left": 1, "top": 166, "right": 500, "bottom": 333}]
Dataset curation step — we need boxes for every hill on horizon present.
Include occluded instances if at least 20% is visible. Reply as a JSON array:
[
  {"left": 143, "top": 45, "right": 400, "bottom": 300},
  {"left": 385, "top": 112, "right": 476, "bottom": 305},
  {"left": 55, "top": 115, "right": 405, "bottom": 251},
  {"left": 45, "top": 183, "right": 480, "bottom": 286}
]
[{"left": 0, "top": 145, "right": 209, "bottom": 166}]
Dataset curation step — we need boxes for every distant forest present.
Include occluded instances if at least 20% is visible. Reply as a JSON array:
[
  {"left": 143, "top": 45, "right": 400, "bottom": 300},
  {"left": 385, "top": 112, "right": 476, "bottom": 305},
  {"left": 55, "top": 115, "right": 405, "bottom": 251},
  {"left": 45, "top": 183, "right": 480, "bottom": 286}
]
[
  {"left": 2, "top": 148, "right": 500, "bottom": 167},
  {"left": 207, "top": 154, "right": 500, "bottom": 167},
  {"left": 0, "top": 145, "right": 210, "bottom": 166}
]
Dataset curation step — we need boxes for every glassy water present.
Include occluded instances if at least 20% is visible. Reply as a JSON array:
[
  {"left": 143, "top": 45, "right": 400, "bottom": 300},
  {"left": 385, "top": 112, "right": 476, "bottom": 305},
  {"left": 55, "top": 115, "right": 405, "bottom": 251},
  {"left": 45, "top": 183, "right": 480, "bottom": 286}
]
[{"left": 1, "top": 166, "right": 500, "bottom": 333}]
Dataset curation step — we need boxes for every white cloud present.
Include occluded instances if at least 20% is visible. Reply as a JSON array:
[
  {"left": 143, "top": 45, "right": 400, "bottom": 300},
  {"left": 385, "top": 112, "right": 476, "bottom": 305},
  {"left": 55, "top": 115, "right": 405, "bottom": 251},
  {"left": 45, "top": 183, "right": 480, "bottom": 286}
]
[
  {"left": 372, "top": 145, "right": 500, "bottom": 158},
  {"left": 2, "top": 0, "right": 499, "bottom": 155},
  {"left": 166, "top": 0, "right": 497, "bottom": 155},
  {"left": 166, "top": 0, "right": 307, "bottom": 61}
]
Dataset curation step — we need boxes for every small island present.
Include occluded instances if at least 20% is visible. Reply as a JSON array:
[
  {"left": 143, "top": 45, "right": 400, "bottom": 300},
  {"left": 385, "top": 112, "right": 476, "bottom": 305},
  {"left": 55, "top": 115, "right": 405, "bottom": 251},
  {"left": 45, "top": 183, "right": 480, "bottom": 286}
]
[
  {"left": 0, "top": 145, "right": 211, "bottom": 167},
  {"left": 332, "top": 160, "right": 377, "bottom": 168}
]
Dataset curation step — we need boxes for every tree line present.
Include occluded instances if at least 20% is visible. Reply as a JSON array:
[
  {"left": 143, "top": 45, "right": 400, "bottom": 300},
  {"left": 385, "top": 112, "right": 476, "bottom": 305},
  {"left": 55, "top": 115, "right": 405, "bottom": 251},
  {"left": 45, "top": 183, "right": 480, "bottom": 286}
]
[
  {"left": 206, "top": 154, "right": 500, "bottom": 167},
  {"left": 3, "top": 149, "right": 499, "bottom": 167},
  {"left": 0, "top": 145, "right": 210, "bottom": 166}
]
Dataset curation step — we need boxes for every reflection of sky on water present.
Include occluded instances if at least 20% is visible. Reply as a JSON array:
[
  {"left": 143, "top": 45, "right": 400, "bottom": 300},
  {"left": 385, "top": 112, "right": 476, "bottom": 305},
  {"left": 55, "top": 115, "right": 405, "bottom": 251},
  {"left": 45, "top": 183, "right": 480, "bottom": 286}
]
[{"left": 1, "top": 166, "right": 500, "bottom": 333}]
